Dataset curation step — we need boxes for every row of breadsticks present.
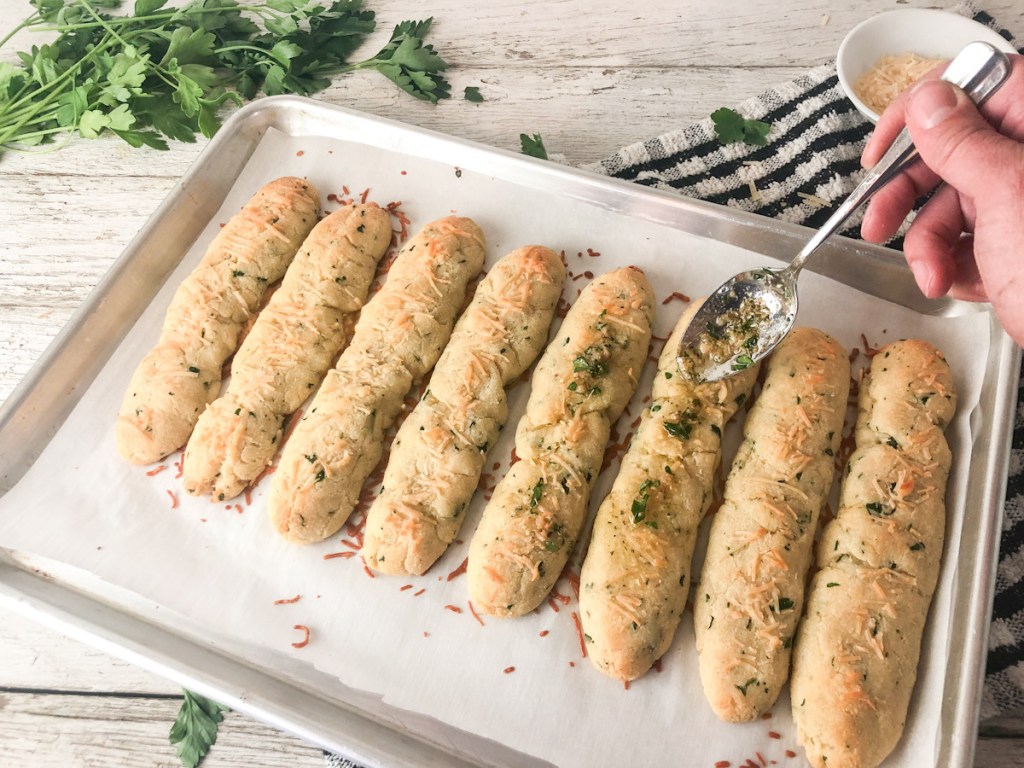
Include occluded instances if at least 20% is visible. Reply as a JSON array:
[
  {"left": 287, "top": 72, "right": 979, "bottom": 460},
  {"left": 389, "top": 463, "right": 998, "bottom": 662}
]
[{"left": 115, "top": 176, "right": 957, "bottom": 768}]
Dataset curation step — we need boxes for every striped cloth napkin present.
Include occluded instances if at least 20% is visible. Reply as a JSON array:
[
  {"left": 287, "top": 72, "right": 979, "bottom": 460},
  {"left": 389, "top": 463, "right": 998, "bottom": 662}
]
[
  {"left": 585, "top": 2, "right": 1024, "bottom": 720},
  {"left": 326, "top": 5, "right": 1024, "bottom": 765}
]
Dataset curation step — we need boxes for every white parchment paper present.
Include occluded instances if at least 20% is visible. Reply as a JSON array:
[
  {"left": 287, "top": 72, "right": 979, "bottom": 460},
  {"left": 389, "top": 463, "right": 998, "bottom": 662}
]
[{"left": 0, "top": 125, "right": 993, "bottom": 768}]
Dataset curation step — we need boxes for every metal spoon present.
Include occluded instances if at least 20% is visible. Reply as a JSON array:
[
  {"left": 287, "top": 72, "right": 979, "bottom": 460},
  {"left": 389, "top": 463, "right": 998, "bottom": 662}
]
[{"left": 676, "top": 41, "right": 1012, "bottom": 382}]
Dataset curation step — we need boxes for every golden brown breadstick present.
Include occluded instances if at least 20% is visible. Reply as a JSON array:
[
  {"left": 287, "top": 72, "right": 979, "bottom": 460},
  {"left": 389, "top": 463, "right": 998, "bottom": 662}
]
[
  {"left": 116, "top": 177, "right": 320, "bottom": 465},
  {"left": 579, "top": 300, "right": 758, "bottom": 682},
  {"left": 181, "top": 203, "right": 392, "bottom": 500},
  {"left": 467, "top": 267, "right": 654, "bottom": 617},
  {"left": 791, "top": 339, "right": 956, "bottom": 768},
  {"left": 694, "top": 327, "right": 849, "bottom": 722},
  {"left": 362, "top": 246, "right": 565, "bottom": 575},
  {"left": 268, "top": 216, "right": 486, "bottom": 543}
]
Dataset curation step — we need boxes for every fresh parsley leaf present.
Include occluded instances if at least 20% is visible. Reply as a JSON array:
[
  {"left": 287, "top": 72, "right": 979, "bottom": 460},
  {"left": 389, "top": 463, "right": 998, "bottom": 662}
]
[
  {"left": 364, "top": 17, "right": 450, "bottom": 103},
  {"left": 55, "top": 86, "right": 89, "bottom": 127},
  {"left": 135, "top": 0, "right": 167, "bottom": 15},
  {"left": 711, "top": 107, "right": 771, "bottom": 146},
  {"left": 865, "top": 501, "right": 893, "bottom": 518},
  {"left": 520, "top": 132, "right": 547, "bottom": 159},
  {"left": 173, "top": 73, "right": 204, "bottom": 118},
  {"left": 630, "top": 479, "right": 660, "bottom": 524},
  {"left": 735, "top": 677, "right": 758, "bottom": 696},
  {"left": 544, "top": 522, "right": 563, "bottom": 551},
  {"left": 663, "top": 420, "right": 693, "bottom": 440},
  {"left": 388, "top": 27, "right": 446, "bottom": 72},
  {"left": 111, "top": 127, "right": 169, "bottom": 149},
  {"left": 464, "top": 85, "right": 483, "bottom": 102},
  {"left": 160, "top": 27, "right": 218, "bottom": 67},
  {"left": 571, "top": 353, "right": 608, "bottom": 377},
  {"left": 529, "top": 479, "right": 544, "bottom": 508},
  {"left": 731, "top": 354, "right": 755, "bottom": 371},
  {"left": 134, "top": 94, "right": 200, "bottom": 143},
  {"left": 169, "top": 689, "right": 229, "bottom": 768}
]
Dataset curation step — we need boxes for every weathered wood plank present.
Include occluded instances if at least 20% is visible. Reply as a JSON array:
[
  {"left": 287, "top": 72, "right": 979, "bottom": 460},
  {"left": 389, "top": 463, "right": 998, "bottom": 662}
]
[
  {"left": 0, "top": 690, "right": 324, "bottom": 767},
  {"left": 0, "top": 693, "right": 1019, "bottom": 768},
  {"left": 1, "top": 0, "right": 1020, "bottom": 70}
]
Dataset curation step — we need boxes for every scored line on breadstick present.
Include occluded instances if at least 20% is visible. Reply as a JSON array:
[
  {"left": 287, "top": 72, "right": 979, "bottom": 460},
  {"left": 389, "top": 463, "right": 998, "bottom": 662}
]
[
  {"left": 791, "top": 339, "right": 956, "bottom": 768},
  {"left": 116, "top": 176, "right": 320, "bottom": 465},
  {"left": 694, "top": 326, "right": 850, "bottom": 722},
  {"left": 467, "top": 266, "right": 654, "bottom": 618},
  {"left": 268, "top": 216, "right": 486, "bottom": 544},
  {"left": 579, "top": 297, "right": 759, "bottom": 682},
  {"left": 362, "top": 246, "right": 566, "bottom": 576},
  {"left": 181, "top": 202, "right": 393, "bottom": 501}
]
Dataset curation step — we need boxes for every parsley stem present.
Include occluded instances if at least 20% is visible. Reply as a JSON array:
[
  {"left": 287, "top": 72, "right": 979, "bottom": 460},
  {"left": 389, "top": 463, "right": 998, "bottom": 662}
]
[
  {"left": 1, "top": 125, "right": 68, "bottom": 145},
  {"left": 2, "top": 110, "right": 59, "bottom": 130},
  {"left": 214, "top": 43, "right": 277, "bottom": 60},
  {"left": 321, "top": 59, "right": 380, "bottom": 76},
  {"left": 2, "top": 135, "right": 73, "bottom": 155}
]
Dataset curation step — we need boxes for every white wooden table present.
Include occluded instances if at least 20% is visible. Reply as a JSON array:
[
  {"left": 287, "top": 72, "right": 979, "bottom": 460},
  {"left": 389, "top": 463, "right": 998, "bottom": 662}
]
[{"left": 1, "top": 1, "right": 1022, "bottom": 765}]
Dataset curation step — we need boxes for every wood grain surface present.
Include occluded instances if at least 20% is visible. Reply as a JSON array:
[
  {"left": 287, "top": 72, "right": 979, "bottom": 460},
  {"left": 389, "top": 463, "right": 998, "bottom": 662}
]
[{"left": 2, "top": 0, "right": 1023, "bottom": 765}]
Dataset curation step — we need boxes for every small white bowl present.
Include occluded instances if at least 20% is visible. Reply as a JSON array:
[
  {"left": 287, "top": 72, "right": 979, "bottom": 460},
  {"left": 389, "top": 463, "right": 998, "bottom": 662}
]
[{"left": 836, "top": 9, "right": 1018, "bottom": 123}]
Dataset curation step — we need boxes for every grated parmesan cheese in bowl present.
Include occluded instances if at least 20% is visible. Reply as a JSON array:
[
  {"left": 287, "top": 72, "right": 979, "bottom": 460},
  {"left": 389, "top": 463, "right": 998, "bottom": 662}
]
[
  {"left": 835, "top": 9, "right": 1018, "bottom": 123},
  {"left": 852, "top": 52, "right": 946, "bottom": 116}
]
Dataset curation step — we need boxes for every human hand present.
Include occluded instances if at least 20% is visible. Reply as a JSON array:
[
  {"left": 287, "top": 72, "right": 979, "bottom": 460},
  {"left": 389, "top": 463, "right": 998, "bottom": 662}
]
[{"left": 859, "top": 53, "right": 1024, "bottom": 345}]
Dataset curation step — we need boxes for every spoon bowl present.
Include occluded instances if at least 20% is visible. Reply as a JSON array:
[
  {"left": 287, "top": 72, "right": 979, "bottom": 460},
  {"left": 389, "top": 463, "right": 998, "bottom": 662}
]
[
  {"left": 676, "top": 41, "right": 1012, "bottom": 383},
  {"left": 677, "top": 268, "right": 795, "bottom": 382}
]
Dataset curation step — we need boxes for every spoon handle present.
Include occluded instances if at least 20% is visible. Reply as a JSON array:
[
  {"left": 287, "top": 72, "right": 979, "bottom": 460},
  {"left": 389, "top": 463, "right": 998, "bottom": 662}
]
[{"left": 785, "top": 41, "right": 1013, "bottom": 276}]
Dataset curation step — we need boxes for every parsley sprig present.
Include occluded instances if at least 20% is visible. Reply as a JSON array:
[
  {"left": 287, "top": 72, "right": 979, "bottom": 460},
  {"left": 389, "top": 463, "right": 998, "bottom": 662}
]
[
  {"left": 710, "top": 107, "right": 771, "bottom": 146},
  {"left": 0, "top": 0, "right": 451, "bottom": 154},
  {"left": 169, "top": 689, "right": 229, "bottom": 768},
  {"left": 519, "top": 131, "right": 546, "bottom": 159}
]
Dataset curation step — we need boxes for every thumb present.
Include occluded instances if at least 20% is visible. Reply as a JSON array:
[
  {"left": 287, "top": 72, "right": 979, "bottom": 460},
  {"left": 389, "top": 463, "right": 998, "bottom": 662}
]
[{"left": 904, "top": 78, "right": 1024, "bottom": 201}]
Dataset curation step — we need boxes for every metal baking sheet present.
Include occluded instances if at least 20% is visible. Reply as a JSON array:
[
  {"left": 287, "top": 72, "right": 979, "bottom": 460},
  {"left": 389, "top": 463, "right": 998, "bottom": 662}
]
[{"left": 0, "top": 95, "right": 1018, "bottom": 768}]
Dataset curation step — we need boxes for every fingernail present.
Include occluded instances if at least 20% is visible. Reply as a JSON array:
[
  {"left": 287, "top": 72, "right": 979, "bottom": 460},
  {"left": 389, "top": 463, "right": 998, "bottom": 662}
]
[
  {"left": 907, "top": 80, "right": 960, "bottom": 130},
  {"left": 909, "top": 259, "right": 934, "bottom": 296}
]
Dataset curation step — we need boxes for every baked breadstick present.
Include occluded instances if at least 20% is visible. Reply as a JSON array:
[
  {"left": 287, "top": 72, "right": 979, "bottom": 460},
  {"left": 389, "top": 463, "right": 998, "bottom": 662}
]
[
  {"left": 467, "top": 267, "right": 654, "bottom": 618},
  {"left": 694, "top": 327, "right": 849, "bottom": 722},
  {"left": 791, "top": 340, "right": 956, "bottom": 768},
  {"left": 268, "top": 216, "right": 486, "bottom": 543},
  {"left": 181, "top": 203, "right": 392, "bottom": 501},
  {"left": 362, "top": 246, "right": 565, "bottom": 575},
  {"left": 116, "top": 177, "right": 320, "bottom": 465},
  {"left": 579, "top": 300, "right": 758, "bottom": 682}
]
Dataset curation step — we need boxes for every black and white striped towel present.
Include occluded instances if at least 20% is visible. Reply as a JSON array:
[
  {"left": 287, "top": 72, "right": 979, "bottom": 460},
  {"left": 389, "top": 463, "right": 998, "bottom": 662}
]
[
  {"left": 586, "top": 3, "right": 1024, "bottom": 720},
  {"left": 325, "top": 7, "right": 1024, "bottom": 765}
]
